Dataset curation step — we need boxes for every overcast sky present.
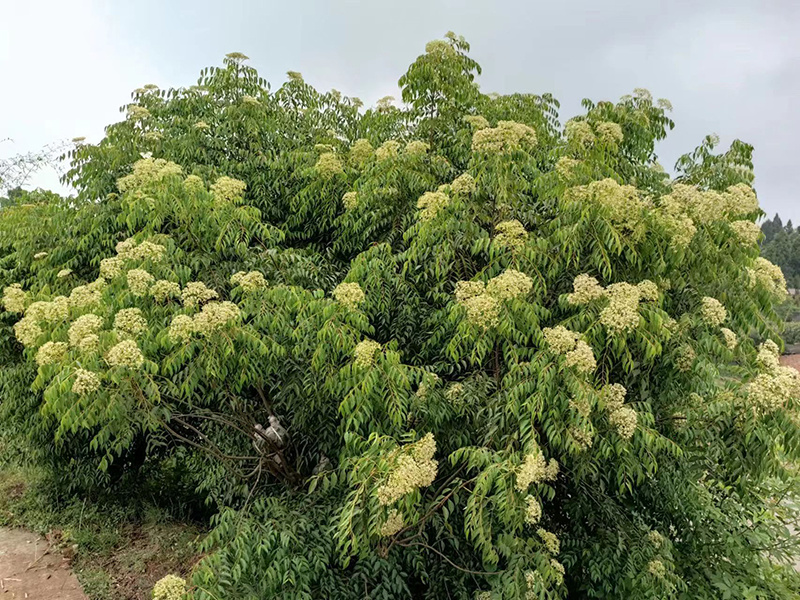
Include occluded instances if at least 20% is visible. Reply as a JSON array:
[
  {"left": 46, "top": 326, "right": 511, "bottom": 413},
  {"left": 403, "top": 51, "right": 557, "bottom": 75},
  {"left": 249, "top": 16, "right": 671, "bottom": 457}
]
[{"left": 2, "top": 0, "right": 798, "bottom": 221}]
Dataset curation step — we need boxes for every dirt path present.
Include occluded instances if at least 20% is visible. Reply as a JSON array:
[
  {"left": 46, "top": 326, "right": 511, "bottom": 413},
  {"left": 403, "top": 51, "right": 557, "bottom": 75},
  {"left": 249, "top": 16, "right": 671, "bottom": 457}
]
[
  {"left": 0, "top": 527, "right": 86, "bottom": 599},
  {"left": 781, "top": 354, "right": 800, "bottom": 371}
]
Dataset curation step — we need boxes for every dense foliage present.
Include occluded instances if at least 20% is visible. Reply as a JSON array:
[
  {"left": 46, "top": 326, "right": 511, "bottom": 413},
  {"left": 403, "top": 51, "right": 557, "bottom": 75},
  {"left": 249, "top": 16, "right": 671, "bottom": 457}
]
[{"left": 2, "top": 34, "right": 800, "bottom": 599}]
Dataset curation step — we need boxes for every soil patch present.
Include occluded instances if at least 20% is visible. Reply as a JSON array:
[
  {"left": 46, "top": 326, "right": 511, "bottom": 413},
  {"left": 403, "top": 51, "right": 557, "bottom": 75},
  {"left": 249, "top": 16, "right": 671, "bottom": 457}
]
[{"left": 0, "top": 526, "right": 87, "bottom": 599}]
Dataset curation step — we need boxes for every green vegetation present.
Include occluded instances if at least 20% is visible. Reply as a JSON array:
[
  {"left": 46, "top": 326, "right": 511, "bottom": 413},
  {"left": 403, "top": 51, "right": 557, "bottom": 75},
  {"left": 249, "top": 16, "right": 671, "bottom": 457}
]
[
  {"left": 761, "top": 214, "right": 800, "bottom": 290},
  {"left": 0, "top": 462, "right": 201, "bottom": 600},
  {"left": 1, "top": 33, "right": 800, "bottom": 599}
]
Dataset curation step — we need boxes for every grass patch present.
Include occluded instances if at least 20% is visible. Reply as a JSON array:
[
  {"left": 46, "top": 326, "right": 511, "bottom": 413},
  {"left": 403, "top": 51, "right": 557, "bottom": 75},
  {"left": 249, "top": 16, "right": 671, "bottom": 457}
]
[{"left": 0, "top": 464, "right": 203, "bottom": 600}]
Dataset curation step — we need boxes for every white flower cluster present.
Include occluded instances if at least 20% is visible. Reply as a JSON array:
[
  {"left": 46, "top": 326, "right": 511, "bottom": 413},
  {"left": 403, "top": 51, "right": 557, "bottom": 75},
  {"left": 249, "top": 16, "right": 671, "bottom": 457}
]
[
  {"left": 747, "top": 341, "right": 800, "bottom": 415},
  {"left": 113, "top": 308, "right": 147, "bottom": 338},
  {"left": 675, "top": 345, "right": 696, "bottom": 372},
  {"left": 116, "top": 239, "right": 167, "bottom": 263},
  {"left": 404, "top": 140, "right": 429, "bottom": 156},
  {"left": 445, "top": 382, "right": 464, "bottom": 406},
  {"left": 543, "top": 326, "right": 580, "bottom": 354},
  {"left": 494, "top": 220, "right": 528, "bottom": 250},
  {"left": 99, "top": 257, "right": 124, "bottom": 280},
  {"left": 454, "top": 270, "right": 533, "bottom": 329},
  {"left": 570, "top": 426, "right": 594, "bottom": 450},
  {"left": 563, "top": 340, "right": 597, "bottom": 373},
  {"left": 450, "top": 173, "right": 476, "bottom": 196},
  {"left": 565, "top": 120, "right": 594, "bottom": 146},
  {"left": 193, "top": 301, "right": 240, "bottom": 336},
  {"left": 609, "top": 406, "right": 638, "bottom": 440},
  {"left": 35, "top": 341, "right": 68, "bottom": 366},
  {"left": 647, "top": 560, "right": 666, "bottom": 579},
  {"left": 721, "top": 327, "right": 738, "bottom": 351},
  {"left": 537, "top": 528, "right": 560, "bottom": 555},
  {"left": 596, "top": 121, "right": 624, "bottom": 145},
  {"left": 516, "top": 448, "right": 559, "bottom": 491},
  {"left": 231, "top": 271, "right": 267, "bottom": 292},
  {"left": 730, "top": 220, "right": 761, "bottom": 246},
  {"left": 127, "top": 269, "right": 155, "bottom": 296},
  {"left": 542, "top": 326, "right": 596, "bottom": 373},
  {"left": 550, "top": 560, "right": 566, "bottom": 586},
  {"left": 567, "top": 274, "right": 604, "bottom": 305},
  {"left": 342, "top": 191, "right": 359, "bottom": 210},
  {"left": 379, "top": 510, "right": 404, "bottom": 537},
  {"left": 647, "top": 530, "right": 664, "bottom": 548},
  {"left": 33, "top": 251, "right": 48, "bottom": 260},
  {"left": 637, "top": 280, "right": 659, "bottom": 302},
  {"left": 417, "top": 191, "right": 450, "bottom": 221},
  {"left": 464, "top": 115, "right": 490, "bottom": 130},
  {"left": 105, "top": 339, "right": 144, "bottom": 369},
  {"left": 184, "top": 174, "right": 205, "bottom": 194},
  {"left": 746, "top": 257, "right": 787, "bottom": 297},
  {"left": 660, "top": 183, "right": 759, "bottom": 227},
  {"left": 26, "top": 297, "right": 69, "bottom": 323},
  {"left": 555, "top": 157, "right": 580, "bottom": 180},
  {"left": 454, "top": 281, "right": 486, "bottom": 304},
  {"left": 68, "top": 314, "right": 104, "bottom": 348},
  {"left": 349, "top": 139, "right": 374, "bottom": 165},
  {"left": 565, "top": 179, "right": 643, "bottom": 232},
  {"left": 425, "top": 39, "right": 454, "bottom": 54},
  {"left": 375, "top": 140, "right": 401, "bottom": 162},
  {"left": 700, "top": 297, "right": 727, "bottom": 326},
  {"left": 332, "top": 282, "right": 365, "bottom": 309},
  {"left": 601, "top": 383, "right": 626, "bottom": 411},
  {"left": 57, "top": 268, "right": 73, "bottom": 278},
  {"left": 600, "top": 383, "right": 636, "bottom": 439},
  {"left": 377, "top": 433, "right": 438, "bottom": 505},
  {"left": 486, "top": 269, "right": 533, "bottom": 301},
  {"left": 72, "top": 368, "right": 101, "bottom": 395},
  {"left": 471, "top": 120, "right": 537, "bottom": 154},
  {"left": 182, "top": 281, "right": 219, "bottom": 309},
  {"left": 117, "top": 158, "right": 183, "bottom": 192},
  {"left": 416, "top": 373, "right": 440, "bottom": 400},
  {"left": 68, "top": 280, "right": 105, "bottom": 309},
  {"left": 210, "top": 176, "right": 246, "bottom": 203},
  {"left": 600, "top": 282, "right": 642, "bottom": 333},
  {"left": 14, "top": 318, "right": 42, "bottom": 347},
  {"left": 168, "top": 315, "right": 195, "bottom": 343},
  {"left": 315, "top": 153, "right": 345, "bottom": 178},
  {"left": 150, "top": 280, "right": 181, "bottom": 302},
  {"left": 524, "top": 495, "right": 542, "bottom": 525},
  {"left": 151, "top": 575, "right": 186, "bottom": 600},
  {"left": 3, "top": 284, "right": 28, "bottom": 313},
  {"left": 354, "top": 339, "right": 382, "bottom": 368},
  {"left": 126, "top": 104, "right": 150, "bottom": 120}
]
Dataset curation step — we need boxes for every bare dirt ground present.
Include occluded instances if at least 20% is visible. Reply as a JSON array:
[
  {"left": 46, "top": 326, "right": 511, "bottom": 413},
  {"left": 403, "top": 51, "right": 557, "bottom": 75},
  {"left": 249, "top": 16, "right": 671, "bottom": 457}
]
[
  {"left": 0, "top": 527, "right": 87, "bottom": 599},
  {"left": 781, "top": 354, "right": 800, "bottom": 371}
]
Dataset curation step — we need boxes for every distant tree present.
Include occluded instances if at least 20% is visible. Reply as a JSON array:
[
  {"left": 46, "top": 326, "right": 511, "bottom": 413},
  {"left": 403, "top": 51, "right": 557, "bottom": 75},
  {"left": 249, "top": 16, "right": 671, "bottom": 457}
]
[
  {"left": 762, "top": 214, "right": 784, "bottom": 243},
  {"left": 0, "top": 139, "right": 68, "bottom": 201}
]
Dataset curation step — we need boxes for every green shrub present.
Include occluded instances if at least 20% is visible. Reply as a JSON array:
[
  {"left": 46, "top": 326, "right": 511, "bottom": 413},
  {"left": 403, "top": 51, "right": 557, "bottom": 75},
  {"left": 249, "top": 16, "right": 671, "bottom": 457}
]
[
  {"left": 1, "top": 33, "right": 800, "bottom": 599},
  {"left": 783, "top": 321, "right": 800, "bottom": 345}
]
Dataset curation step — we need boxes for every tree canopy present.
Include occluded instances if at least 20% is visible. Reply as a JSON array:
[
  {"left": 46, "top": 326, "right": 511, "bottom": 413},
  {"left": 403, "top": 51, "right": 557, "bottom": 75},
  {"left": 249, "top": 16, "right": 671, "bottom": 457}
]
[{"left": 1, "top": 34, "right": 799, "bottom": 600}]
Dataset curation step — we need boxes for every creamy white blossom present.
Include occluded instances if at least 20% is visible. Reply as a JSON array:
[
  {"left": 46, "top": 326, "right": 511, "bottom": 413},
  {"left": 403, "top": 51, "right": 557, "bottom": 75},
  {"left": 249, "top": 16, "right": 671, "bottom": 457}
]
[
  {"left": 354, "top": 339, "right": 382, "bottom": 367},
  {"left": 72, "top": 369, "right": 101, "bottom": 395},
  {"left": 3, "top": 284, "right": 28, "bottom": 313},
  {"left": 333, "top": 282, "right": 365, "bottom": 308},
  {"left": 113, "top": 308, "right": 148, "bottom": 338},
  {"left": 105, "top": 339, "right": 145, "bottom": 369},
  {"left": 35, "top": 341, "right": 68, "bottom": 366}
]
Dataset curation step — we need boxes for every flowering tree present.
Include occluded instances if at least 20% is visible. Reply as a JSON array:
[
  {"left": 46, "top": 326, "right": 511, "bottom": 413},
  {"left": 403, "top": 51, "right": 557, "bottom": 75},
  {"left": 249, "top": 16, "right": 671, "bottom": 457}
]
[{"left": 1, "top": 33, "right": 800, "bottom": 599}]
